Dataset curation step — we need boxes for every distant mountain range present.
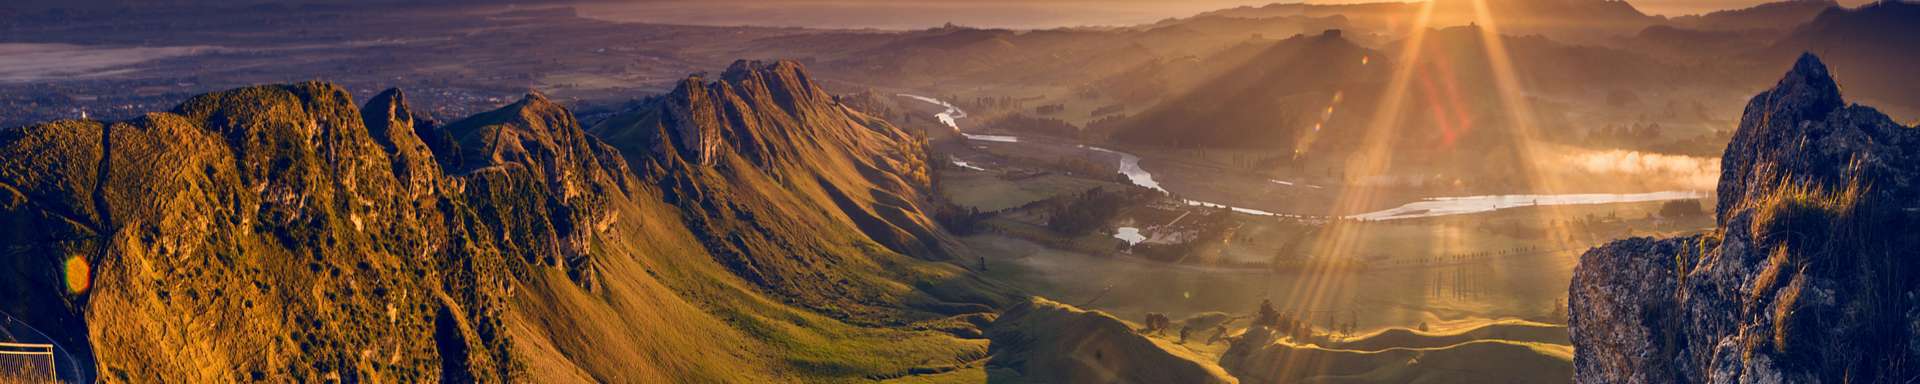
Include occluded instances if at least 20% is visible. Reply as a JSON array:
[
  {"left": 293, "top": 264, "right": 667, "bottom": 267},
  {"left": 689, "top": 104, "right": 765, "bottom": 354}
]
[
  {"left": 1198, "top": 0, "right": 1661, "bottom": 42},
  {"left": 1105, "top": 25, "right": 1677, "bottom": 152},
  {"left": 1108, "top": 30, "right": 1386, "bottom": 150},
  {"left": 1668, "top": 0, "right": 1838, "bottom": 31},
  {"left": 1766, "top": 1, "right": 1920, "bottom": 113},
  {"left": 1093, "top": 0, "right": 1920, "bottom": 156}
]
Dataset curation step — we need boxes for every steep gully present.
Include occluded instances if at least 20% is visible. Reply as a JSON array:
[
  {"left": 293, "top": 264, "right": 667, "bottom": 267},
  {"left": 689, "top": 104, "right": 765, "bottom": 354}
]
[{"left": 899, "top": 94, "right": 1702, "bottom": 221}]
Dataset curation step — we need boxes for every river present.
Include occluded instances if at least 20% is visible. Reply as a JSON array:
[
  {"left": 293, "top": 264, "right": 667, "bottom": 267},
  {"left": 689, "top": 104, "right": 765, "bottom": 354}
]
[{"left": 898, "top": 94, "right": 1701, "bottom": 221}]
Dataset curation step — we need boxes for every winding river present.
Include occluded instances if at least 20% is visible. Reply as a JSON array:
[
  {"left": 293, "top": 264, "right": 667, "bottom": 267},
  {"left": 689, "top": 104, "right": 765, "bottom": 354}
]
[{"left": 899, "top": 94, "right": 1701, "bottom": 221}]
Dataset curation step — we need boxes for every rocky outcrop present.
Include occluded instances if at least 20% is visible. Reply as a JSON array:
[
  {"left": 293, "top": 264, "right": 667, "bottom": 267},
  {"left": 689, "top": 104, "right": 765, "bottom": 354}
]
[
  {"left": 591, "top": 59, "right": 992, "bottom": 323},
  {"left": 432, "top": 91, "right": 634, "bottom": 291},
  {"left": 1571, "top": 54, "right": 1920, "bottom": 383},
  {"left": 0, "top": 83, "right": 503, "bottom": 382}
]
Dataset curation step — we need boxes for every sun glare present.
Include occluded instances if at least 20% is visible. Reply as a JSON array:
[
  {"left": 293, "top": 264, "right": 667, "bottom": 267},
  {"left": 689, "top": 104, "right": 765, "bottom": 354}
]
[
  {"left": 1267, "top": 0, "right": 1439, "bottom": 376},
  {"left": 1467, "top": 0, "right": 1583, "bottom": 252},
  {"left": 65, "top": 254, "right": 91, "bottom": 294}
]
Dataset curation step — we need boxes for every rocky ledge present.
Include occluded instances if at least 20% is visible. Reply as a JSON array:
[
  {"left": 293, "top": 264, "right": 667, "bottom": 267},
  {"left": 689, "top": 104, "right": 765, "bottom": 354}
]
[{"left": 1571, "top": 54, "right": 1920, "bottom": 383}]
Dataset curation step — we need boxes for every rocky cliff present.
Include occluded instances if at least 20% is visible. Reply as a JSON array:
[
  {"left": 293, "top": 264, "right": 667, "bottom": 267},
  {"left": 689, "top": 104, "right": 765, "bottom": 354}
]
[
  {"left": 1570, "top": 54, "right": 1920, "bottom": 383},
  {"left": 590, "top": 60, "right": 991, "bottom": 322},
  {"left": 0, "top": 61, "right": 1003, "bottom": 382}
]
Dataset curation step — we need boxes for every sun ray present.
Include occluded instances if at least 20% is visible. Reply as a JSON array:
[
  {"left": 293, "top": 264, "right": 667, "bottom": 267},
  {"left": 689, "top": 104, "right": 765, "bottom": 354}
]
[
  {"left": 1467, "top": 0, "right": 1583, "bottom": 253},
  {"left": 1273, "top": 0, "right": 1437, "bottom": 376}
]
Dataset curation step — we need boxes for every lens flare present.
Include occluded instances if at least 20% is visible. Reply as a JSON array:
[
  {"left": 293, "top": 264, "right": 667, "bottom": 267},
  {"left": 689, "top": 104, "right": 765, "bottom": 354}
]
[
  {"left": 1273, "top": 1, "right": 1437, "bottom": 377},
  {"left": 65, "top": 255, "right": 91, "bottom": 294}
]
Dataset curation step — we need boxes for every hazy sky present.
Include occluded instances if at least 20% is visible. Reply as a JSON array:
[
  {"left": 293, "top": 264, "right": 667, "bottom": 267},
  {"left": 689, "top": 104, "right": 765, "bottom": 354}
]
[
  {"left": 575, "top": 0, "right": 1877, "bottom": 29},
  {"left": 575, "top": 1, "right": 1282, "bottom": 30}
]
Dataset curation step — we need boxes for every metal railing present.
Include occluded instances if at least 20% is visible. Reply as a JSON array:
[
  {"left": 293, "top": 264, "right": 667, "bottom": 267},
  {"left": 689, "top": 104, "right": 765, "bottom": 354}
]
[
  {"left": 0, "top": 341, "right": 55, "bottom": 384},
  {"left": 0, "top": 308, "right": 84, "bottom": 383}
]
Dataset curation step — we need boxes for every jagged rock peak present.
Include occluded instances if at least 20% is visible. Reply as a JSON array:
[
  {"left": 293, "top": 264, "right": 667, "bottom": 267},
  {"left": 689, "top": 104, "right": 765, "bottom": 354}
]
[
  {"left": 659, "top": 76, "right": 729, "bottom": 167},
  {"left": 1573, "top": 53, "right": 1920, "bottom": 384},
  {"left": 1712, "top": 53, "right": 1900, "bottom": 222},
  {"left": 506, "top": 91, "right": 569, "bottom": 122},
  {"left": 640, "top": 59, "right": 838, "bottom": 168},
  {"left": 515, "top": 90, "right": 561, "bottom": 113},
  {"left": 361, "top": 88, "right": 442, "bottom": 198},
  {"left": 717, "top": 59, "right": 831, "bottom": 109},
  {"left": 721, "top": 59, "right": 814, "bottom": 86},
  {"left": 1754, "top": 53, "right": 1843, "bottom": 122},
  {"left": 363, "top": 88, "right": 415, "bottom": 149},
  {"left": 170, "top": 81, "right": 361, "bottom": 142},
  {"left": 366, "top": 88, "right": 412, "bottom": 121}
]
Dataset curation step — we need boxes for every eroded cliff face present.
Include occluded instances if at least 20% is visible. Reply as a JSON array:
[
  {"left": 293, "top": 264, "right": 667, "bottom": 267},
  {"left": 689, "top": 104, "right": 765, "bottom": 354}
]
[
  {"left": 1571, "top": 54, "right": 1920, "bottom": 383},
  {"left": 0, "top": 61, "right": 1002, "bottom": 382},
  {"left": 0, "top": 83, "right": 504, "bottom": 382},
  {"left": 591, "top": 60, "right": 992, "bottom": 324}
]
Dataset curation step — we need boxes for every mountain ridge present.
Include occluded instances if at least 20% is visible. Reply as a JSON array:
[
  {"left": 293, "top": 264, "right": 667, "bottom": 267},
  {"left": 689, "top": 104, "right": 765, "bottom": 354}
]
[{"left": 0, "top": 60, "right": 1004, "bottom": 382}]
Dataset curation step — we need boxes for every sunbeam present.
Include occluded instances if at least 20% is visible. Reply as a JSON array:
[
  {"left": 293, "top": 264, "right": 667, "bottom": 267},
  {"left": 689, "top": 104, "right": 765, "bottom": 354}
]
[
  {"left": 1467, "top": 0, "right": 1584, "bottom": 254},
  {"left": 1272, "top": 0, "right": 1439, "bottom": 377}
]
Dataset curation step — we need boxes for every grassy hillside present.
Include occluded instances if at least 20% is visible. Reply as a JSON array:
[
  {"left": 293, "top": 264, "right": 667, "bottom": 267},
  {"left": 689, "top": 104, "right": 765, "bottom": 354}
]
[{"left": 1221, "top": 321, "right": 1573, "bottom": 384}]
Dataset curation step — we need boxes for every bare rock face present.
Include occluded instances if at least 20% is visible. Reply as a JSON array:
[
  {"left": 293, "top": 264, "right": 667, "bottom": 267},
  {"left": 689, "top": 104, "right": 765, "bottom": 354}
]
[
  {"left": 0, "top": 83, "right": 508, "bottom": 382},
  {"left": 1570, "top": 54, "right": 1920, "bottom": 383},
  {"left": 640, "top": 60, "right": 840, "bottom": 169},
  {"left": 433, "top": 91, "right": 633, "bottom": 291},
  {"left": 591, "top": 59, "right": 988, "bottom": 323},
  {"left": 1567, "top": 237, "right": 1701, "bottom": 383},
  {"left": 362, "top": 88, "right": 441, "bottom": 200}
]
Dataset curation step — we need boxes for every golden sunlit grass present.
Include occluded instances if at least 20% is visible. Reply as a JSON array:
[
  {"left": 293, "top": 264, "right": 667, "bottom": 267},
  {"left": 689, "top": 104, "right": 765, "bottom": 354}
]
[
  {"left": 1222, "top": 320, "right": 1572, "bottom": 383},
  {"left": 1741, "top": 177, "right": 1866, "bottom": 354}
]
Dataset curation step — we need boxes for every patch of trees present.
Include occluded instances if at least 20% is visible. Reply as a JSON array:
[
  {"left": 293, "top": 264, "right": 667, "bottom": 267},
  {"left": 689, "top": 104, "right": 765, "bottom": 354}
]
[
  {"left": 1111, "top": 104, "right": 1304, "bottom": 149},
  {"left": 986, "top": 151, "right": 1128, "bottom": 183},
  {"left": 834, "top": 90, "right": 903, "bottom": 122},
  {"left": 1044, "top": 186, "right": 1159, "bottom": 236},
  {"left": 1659, "top": 199, "right": 1705, "bottom": 219},
  {"left": 1651, "top": 130, "right": 1733, "bottom": 157},
  {"left": 1046, "top": 187, "right": 1133, "bottom": 236},
  {"left": 1034, "top": 104, "right": 1065, "bottom": 115},
  {"left": 1084, "top": 113, "right": 1127, "bottom": 133},
  {"left": 1585, "top": 122, "right": 1664, "bottom": 146},
  {"left": 956, "top": 95, "right": 1035, "bottom": 113},
  {"left": 1048, "top": 157, "right": 1129, "bottom": 183},
  {"left": 1252, "top": 299, "right": 1332, "bottom": 344},
  {"left": 934, "top": 202, "right": 991, "bottom": 235},
  {"left": 1091, "top": 103, "right": 1125, "bottom": 117},
  {"left": 981, "top": 113, "right": 1081, "bottom": 139}
]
